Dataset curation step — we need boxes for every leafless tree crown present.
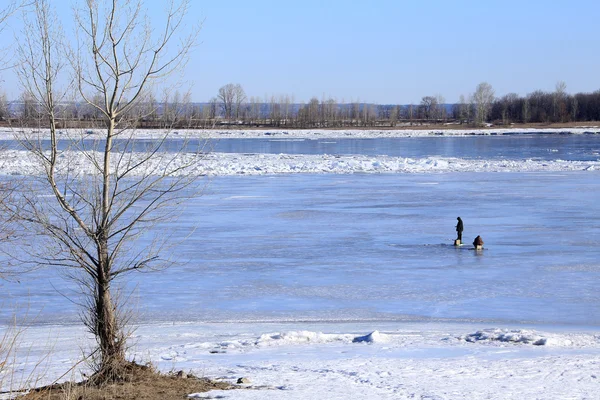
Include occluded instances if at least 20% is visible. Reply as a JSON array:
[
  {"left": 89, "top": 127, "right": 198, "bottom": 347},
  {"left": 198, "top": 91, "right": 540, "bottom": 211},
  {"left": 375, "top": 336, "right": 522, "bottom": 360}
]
[{"left": 13, "top": 0, "right": 202, "bottom": 381}]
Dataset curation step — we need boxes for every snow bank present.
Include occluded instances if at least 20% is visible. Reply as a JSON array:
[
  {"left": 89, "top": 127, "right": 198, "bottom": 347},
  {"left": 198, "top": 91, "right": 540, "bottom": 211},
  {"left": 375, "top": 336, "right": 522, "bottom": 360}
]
[
  {"left": 146, "top": 328, "right": 593, "bottom": 360},
  {"left": 253, "top": 330, "right": 392, "bottom": 346},
  {"left": 1, "top": 150, "right": 599, "bottom": 176},
  {"left": 140, "top": 326, "right": 600, "bottom": 399},
  {"left": 256, "top": 331, "right": 352, "bottom": 346},
  {"left": 4, "top": 323, "right": 600, "bottom": 399},
  {"left": 460, "top": 328, "right": 575, "bottom": 346}
]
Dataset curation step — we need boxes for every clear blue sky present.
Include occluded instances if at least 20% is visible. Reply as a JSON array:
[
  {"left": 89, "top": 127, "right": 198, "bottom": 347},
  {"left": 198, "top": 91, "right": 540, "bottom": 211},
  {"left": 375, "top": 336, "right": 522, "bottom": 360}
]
[{"left": 2, "top": 0, "right": 599, "bottom": 104}]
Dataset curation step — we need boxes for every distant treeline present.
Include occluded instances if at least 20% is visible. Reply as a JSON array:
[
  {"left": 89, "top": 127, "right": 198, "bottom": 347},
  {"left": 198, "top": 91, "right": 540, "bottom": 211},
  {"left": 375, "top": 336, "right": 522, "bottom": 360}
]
[{"left": 6, "top": 82, "right": 600, "bottom": 129}]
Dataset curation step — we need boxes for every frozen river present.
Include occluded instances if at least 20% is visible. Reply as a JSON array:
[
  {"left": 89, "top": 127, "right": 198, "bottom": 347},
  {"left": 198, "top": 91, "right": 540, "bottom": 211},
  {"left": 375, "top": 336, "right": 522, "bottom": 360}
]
[
  {"left": 4, "top": 171, "right": 599, "bottom": 327},
  {"left": 8, "top": 133, "right": 600, "bottom": 160},
  {"left": 210, "top": 134, "right": 600, "bottom": 160},
  {"left": 2, "top": 132, "right": 600, "bottom": 399}
]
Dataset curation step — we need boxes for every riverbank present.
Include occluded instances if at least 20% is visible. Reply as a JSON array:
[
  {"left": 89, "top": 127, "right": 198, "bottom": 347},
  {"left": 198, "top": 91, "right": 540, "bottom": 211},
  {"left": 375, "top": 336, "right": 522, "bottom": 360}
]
[{"left": 3, "top": 321, "right": 599, "bottom": 399}]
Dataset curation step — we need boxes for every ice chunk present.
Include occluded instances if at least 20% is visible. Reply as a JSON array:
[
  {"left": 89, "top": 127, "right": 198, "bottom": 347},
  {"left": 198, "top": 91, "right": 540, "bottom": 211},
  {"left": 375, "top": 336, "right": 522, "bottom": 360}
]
[{"left": 352, "top": 330, "right": 390, "bottom": 344}]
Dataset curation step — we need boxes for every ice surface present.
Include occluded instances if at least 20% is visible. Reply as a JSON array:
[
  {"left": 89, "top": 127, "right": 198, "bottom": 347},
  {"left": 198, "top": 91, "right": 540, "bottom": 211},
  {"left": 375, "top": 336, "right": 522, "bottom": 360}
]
[{"left": 2, "top": 172, "right": 599, "bottom": 326}]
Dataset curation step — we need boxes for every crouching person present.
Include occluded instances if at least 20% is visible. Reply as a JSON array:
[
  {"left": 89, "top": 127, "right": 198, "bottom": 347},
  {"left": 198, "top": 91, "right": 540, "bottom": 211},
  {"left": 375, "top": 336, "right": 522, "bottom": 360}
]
[{"left": 473, "top": 235, "right": 484, "bottom": 250}]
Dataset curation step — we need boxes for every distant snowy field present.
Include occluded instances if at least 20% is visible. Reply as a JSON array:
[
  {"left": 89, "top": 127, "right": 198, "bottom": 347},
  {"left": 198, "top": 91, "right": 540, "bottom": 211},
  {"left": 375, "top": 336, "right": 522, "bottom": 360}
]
[{"left": 1, "top": 128, "right": 600, "bottom": 399}]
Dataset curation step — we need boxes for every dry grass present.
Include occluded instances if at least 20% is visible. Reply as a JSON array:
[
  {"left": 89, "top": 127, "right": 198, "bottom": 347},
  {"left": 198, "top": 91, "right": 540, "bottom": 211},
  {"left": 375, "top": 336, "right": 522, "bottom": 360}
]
[{"left": 18, "top": 362, "right": 233, "bottom": 400}]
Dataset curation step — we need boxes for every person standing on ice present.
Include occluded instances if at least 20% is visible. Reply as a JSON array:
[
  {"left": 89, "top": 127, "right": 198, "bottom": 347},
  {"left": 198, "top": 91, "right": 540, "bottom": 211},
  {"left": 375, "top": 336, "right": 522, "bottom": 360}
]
[{"left": 455, "top": 217, "right": 464, "bottom": 244}]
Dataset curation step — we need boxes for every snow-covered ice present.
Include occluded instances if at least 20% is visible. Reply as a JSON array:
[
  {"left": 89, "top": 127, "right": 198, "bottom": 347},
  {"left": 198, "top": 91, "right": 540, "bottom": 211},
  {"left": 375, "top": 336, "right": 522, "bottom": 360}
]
[{"left": 1, "top": 149, "right": 599, "bottom": 176}]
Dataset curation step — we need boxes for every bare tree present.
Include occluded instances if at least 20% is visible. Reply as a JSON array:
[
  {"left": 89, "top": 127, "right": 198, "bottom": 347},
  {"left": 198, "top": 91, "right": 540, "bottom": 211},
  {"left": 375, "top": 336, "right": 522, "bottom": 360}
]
[
  {"left": 435, "top": 94, "right": 446, "bottom": 122},
  {"left": 324, "top": 97, "right": 337, "bottom": 127},
  {"left": 217, "top": 83, "right": 245, "bottom": 120},
  {"left": 570, "top": 96, "right": 578, "bottom": 122},
  {"left": 0, "top": 1, "right": 27, "bottom": 281},
  {"left": 457, "top": 94, "right": 468, "bottom": 123},
  {"left": 522, "top": 96, "right": 530, "bottom": 123},
  {"left": 308, "top": 97, "right": 319, "bottom": 126},
  {"left": 233, "top": 85, "right": 246, "bottom": 120},
  {"left": 473, "top": 82, "right": 495, "bottom": 124},
  {"left": 207, "top": 96, "right": 217, "bottom": 125},
  {"left": 161, "top": 89, "right": 192, "bottom": 128},
  {"left": 269, "top": 95, "right": 279, "bottom": 126},
  {"left": 135, "top": 90, "right": 159, "bottom": 126},
  {"left": 554, "top": 81, "right": 568, "bottom": 122},
  {"left": 19, "top": 90, "right": 39, "bottom": 125},
  {"left": 0, "top": 1, "right": 26, "bottom": 71},
  {"left": 0, "top": 1, "right": 19, "bottom": 26},
  {"left": 407, "top": 104, "right": 414, "bottom": 125},
  {"left": 0, "top": 92, "right": 8, "bottom": 121},
  {"left": 217, "top": 85, "right": 232, "bottom": 119},
  {"left": 420, "top": 96, "right": 437, "bottom": 121},
  {"left": 14, "top": 0, "right": 200, "bottom": 381},
  {"left": 247, "top": 95, "right": 259, "bottom": 125},
  {"left": 282, "top": 94, "right": 291, "bottom": 126},
  {"left": 389, "top": 105, "right": 398, "bottom": 127}
]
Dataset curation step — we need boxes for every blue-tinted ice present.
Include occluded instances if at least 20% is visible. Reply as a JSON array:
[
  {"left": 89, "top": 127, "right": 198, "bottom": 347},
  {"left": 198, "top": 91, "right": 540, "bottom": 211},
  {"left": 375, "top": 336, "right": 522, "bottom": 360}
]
[{"left": 3, "top": 171, "right": 599, "bottom": 327}]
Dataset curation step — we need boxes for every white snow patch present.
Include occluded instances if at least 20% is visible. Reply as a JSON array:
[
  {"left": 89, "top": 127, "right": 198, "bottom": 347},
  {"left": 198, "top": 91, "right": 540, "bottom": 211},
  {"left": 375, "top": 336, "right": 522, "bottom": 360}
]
[
  {"left": 255, "top": 331, "right": 352, "bottom": 346},
  {"left": 461, "top": 328, "right": 574, "bottom": 346},
  {"left": 3, "top": 323, "right": 600, "bottom": 399}
]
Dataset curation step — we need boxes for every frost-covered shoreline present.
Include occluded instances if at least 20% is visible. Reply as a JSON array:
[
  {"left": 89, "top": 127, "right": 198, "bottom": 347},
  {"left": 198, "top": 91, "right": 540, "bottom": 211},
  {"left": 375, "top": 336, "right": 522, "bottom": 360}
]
[
  {"left": 178, "top": 126, "right": 600, "bottom": 139},
  {"left": 2, "top": 126, "right": 600, "bottom": 140},
  {"left": 4, "top": 321, "right": 600, "bottom": 399}
]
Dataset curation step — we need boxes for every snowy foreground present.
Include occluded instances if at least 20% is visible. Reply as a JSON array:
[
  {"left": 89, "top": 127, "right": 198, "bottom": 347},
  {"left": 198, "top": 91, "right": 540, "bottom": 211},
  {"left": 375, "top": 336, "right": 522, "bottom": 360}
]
[{"left": 6, "top": 322, "right": 600, "bottom": 399}]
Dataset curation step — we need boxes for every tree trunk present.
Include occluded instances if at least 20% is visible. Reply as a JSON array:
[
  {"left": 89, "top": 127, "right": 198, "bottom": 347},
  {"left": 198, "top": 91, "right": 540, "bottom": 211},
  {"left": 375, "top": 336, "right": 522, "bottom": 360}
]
[{"left": 94, "top": 240, "right": 125, "bottom": 378}]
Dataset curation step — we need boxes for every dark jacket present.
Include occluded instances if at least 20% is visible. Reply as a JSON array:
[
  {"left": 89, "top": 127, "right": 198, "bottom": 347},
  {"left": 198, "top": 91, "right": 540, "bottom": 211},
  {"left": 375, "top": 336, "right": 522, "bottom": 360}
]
[
  {"left": 473, "top": 235, "right": 484, "bottom": 246},
  {"left": 456, "top": 218, "right": 463, "bottom": 233}
]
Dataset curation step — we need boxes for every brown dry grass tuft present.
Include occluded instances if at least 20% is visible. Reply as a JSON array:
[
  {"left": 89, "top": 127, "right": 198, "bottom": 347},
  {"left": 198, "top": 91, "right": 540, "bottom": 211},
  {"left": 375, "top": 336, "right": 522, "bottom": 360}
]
[{"left": 18, "top": 362, "right": 233, "bottom": 400}]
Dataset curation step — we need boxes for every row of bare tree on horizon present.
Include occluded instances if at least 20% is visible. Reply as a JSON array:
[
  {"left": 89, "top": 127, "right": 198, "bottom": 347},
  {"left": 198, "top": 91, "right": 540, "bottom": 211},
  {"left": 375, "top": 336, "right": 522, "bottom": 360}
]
[{"left": 6, "top": 81, "right": 600, "bottom": 130}]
